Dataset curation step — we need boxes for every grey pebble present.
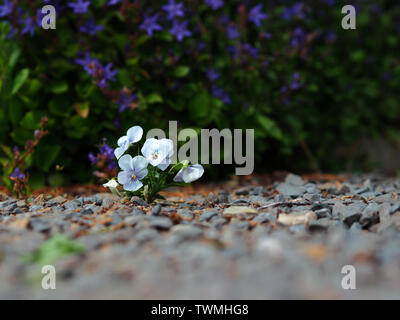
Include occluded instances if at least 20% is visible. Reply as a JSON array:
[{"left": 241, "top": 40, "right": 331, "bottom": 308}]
[{"left": 151, "top": 204, "right": 162, "bottom": 216}]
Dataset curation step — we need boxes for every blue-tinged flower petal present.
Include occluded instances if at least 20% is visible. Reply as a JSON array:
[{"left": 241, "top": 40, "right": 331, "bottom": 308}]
[
  {"left": 114, "top": 136, "right": 129, "bottom": 159},
  {"left": 142, "top": 138, "right": 169, "bottom": 166},
  {"left": 135, "top": 168, "right": 148, "bottom": 180},
  {"left": 123, "top": 179, "right": 143, "bottom": 191},
  {"left": 117, "top": 170, "right": 131, "bottom": 185},
  {"left": 174, "top": 164, "right": 204, "bottom": 183},
  {"left": 131, "top": 155, "right": 148, "bottom": 171},
  {"left": 127, "top": 126, "right": 143, "bottom": 144},
  {"left": 118, "top": 154, "right": 133, "bottom": 171},
  {"left": 157, "top": 158, "right": 170, "bottom": 171}
]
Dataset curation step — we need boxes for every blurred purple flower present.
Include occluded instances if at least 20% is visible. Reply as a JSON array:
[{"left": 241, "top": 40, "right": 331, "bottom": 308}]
[
  {"left": 0, "top": 0, "right": 13, "bottom": 17},
  {"left": 75, "top": 52, "right": 101, "bottom": 77},
  {"left": 68, "top": 0, "right": 90, "bottom": 14},
  {"left": 108, "top": 0, "right": 121, "bottom": 5},
  {"left": 282, "top": 3, "right": 305, "bottom": 21},
  {"left": 290, "top": 72, "right": 302, "bottom": 90},
  {"left": 118, "top": 91, "right": 137, "bottom": 113},
  {"left": 80, "top": 18, "right": 103, "bottom": 35},
  {"left": 10, "top": 168, "right": 25, "bottom": 180},
  {"left": 212, "top": 85, "right": 231, "bottom": 104},
  {"left": 170, "top": 20, "right": 192, "bottom": 42},
  {"left": 226, "top": 25, "right": 239, "bottom": 40},
  {"left": 140, "top": 14, "right": 162, "bottom": 37},
  {"left": 206, "top": 68, "right": 220, "bottom": 81},
  {"left": 205, "top": 0, "right": 224, "bottom": 10},
  {"left": 248, "top": 4, "right": 268, "bottom": 27},
  {"left": 162, "top": 0, "right": 184, "bottom": 20},
  {"left": 21, "top": 16, "right": 36, "bottom": 37}
]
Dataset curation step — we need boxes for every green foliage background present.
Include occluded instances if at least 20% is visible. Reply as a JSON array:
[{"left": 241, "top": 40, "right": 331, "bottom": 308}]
[{"left": 0, "top": 0, "right": 399, "bottom": 188}]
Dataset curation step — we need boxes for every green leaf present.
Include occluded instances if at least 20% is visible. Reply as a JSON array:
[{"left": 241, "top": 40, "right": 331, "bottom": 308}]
[
  {"left": 8, "top": 47, "right": 21, "bottom": 70},
  {"left": 48, "top": 173, "right": 64, "bottom": 187},
  {"left": 34, "top": 144, "right": 61, "bottom": 172},
  {"left": 22, "top": 234, "right": 85, "bottom": 265},
  {"left": 256, "top": 114, "right": 283, "bottom": 140},
  {"left": 20, "top": 111, "right": 44, "bottom": 129},
  {"left": 50, "top": 80, "right": 69, "bottom": 94},
  {"left": 146, "top": 92, "right": 163, "bottom": 104},
  {"left": 173, "top": 66, "right": 190, "bottom": 78},
  {"left": 12, "top": 68, "right": 29, "bottom": 95},
  {"left": 8, "top": 99, "right": 24, "bottom": 127},
  {"left": 189, "top": 90, "right": 209, "bottom": 120},
  {"left": 49, "top": 96, "right": 73, "bottom": 117},
  {"left": 28, "top": 171, "right": 46, "bottom": 190}
]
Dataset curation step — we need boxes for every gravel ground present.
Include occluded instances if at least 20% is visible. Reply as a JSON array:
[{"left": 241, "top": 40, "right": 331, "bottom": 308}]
[{"left": 1, "top": 173, "right": 400, "bottom": 299}]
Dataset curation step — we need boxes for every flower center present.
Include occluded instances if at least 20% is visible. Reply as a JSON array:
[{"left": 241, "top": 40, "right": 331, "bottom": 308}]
[
  {"left": 131, "top": 173, "right": 137, "bottom": 180},
  {"left": 153, "top": 150, "right": 159, "bottom": 159}
]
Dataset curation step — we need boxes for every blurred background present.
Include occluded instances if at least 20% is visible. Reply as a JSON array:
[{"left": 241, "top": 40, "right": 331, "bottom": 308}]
[{"left": 0, "top": 0, "right": 399, "bottom": 190}]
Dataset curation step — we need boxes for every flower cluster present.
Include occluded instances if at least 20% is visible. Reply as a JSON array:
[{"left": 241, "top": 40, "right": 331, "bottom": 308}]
[
  {"left": 103, "top": 125, "right": 204, "bottom": 202},
  {"left": 0, "top": 117, "right": 48, "bottom": 198},
  {"left": 88, "top": 138, "right": 118, "bottom": 181}
]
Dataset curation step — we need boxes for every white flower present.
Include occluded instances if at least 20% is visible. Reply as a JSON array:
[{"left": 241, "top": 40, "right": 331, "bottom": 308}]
[
  {"left": 114, "top": 125, "right": 143, "bottom": 159},
  {"left": 141, "top": 138, "right": 170, "bottom": 167},
  {"left": 103, "top": 179, "right": 118, "bottom": 189},
  {"left": 103, "top": 179, "right": 121, "bottom": 196},
  {"left": 173, "top": 164, "right": 204, "bottom": 183},
  {"left": 117, "top": 154, "right": 148, "bottom": 191},
  {"left": 157, "top": 138, "right": 174, "bottom": 171}
]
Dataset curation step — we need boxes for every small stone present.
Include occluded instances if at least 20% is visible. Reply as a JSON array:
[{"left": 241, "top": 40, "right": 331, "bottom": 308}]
[
  {"left": 235, "top": 188, "right": 249, "bottom": 196},
  {"left": 150, "top": 217, "right": 172, "bottom": 230},
  {"left": 29, "top": 205, "right": 43, "bottom": 212},
  {"left": 151, "top": 204, "right": 162, "bottom": 216},
  {"left": 223, "top": 206, "right": 257, "bottom": 218},
  {"left": 206, "top": 192, "right": 219, "bottom": 204},
  {"left": 333, "top": 203, "right": 363, "bottom": 227},
  {"left": 177, "top": 209, "right": 194, "bottom": 220},
  {"left": 253, "top": 212, "right": 275, "bottom": 224},
  {"left": 289, "top": 224, "right": 307, "bottom": 235},
  {"left": 29, "top": 219, "right": 51, "bottom": 233},
  {"left": 102, "top": 198, "right": 115, "bottom": 209},
  {"left": 250, "top": 186, "right": 265, "bottom": 196},
  {"left": 0, "top": 200, "right": 16, "bottom": 209},
  {"left": 350, "top": 222, "right": 363, "bottom": 232},
  {"left": 5, "top": 203, "right": 17, "bottom": 212},
  {"left": 360, "top": 203, "right": 380, "bottom": 228},
  {"left": 81, "top": 208, "right": 93, "bottom": 215},
  {"left": 111, "top": 214, "right": 123, "bottom": 225},
  {"left": 170, "top": 225, "right": 203, "bottom": 240},
  {"left": 217, "top": 190, "right": 229, "bottom": 203},
  {"left": 135, "top": 229, "right": 159, "bottom": 242},
  {"left": 285, "top": 173, "right": 305, "bottom": 185},
  {"left": 84, "top": 204, "right": 101, "bottom": 214},
  {"left": 47, "top": 196, "right": 65, "bottom": 206},
  {"left": 131, "top": 209, "right": 145, "bottom": 216},
  {"left": 278, "top": 211, "right": 317, "bottom": 226},
  {"left": 16, "top": 200, "right": 27, "bottom": 207},
  {"left": 64, "top": 200, "right": 81, "bottom": 210},
  {"left": 314, "top": 208, "right": 330, "bottom": 219},
  {"left": 230, "top": 199, "right": 251, "bottom": 205},
  {"left": 130, "top": 196, "right": 148, "bottom": 206},
  {"left": 276, "top": 183, "right": 306, "bottom": 198},
  {"left": 12, "top": 208, "right": 24, "bottom": 214},
  {"left": 199, "top": 209, "right": 218, "bottom": 222}
]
